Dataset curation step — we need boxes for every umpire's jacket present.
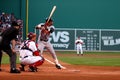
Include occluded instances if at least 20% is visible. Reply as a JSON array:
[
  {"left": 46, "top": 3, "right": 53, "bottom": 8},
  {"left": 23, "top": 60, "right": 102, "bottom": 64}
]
[{"left": 0, "top": 27, "right": 19, "bottom": 50}]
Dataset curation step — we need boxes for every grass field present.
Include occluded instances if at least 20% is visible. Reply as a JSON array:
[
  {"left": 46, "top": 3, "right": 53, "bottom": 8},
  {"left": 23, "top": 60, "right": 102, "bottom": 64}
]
[
  {"left": 1, "top": 51, "right": 120, "bottom": 66},
  {"left": 57, "top": 51, "right": 120, "bottom": 66}
]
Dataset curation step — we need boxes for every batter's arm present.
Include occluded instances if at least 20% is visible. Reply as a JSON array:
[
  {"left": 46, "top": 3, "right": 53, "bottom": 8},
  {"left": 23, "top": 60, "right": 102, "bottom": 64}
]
[
  {"left": 35, "top": 23, "right": 45, "bottom": 29},
  {"left": 36, "top": 24, "right": 50, "bottom": 35}
]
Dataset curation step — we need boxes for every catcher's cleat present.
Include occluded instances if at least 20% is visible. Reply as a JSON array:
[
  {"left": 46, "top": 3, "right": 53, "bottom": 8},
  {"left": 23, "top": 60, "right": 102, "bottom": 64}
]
[
  {"left": 19, "top": 67, "right": 25, "bottom": 71},
  {"left": 29, "top": 66, "right": 38, "bottom": 72},
  {"left": 19, "top": 64, "right": 25, "bottom": 71},
  {"left": 55, "top": 64, "right": 62, "bottom": 69},
  {"left": 0, "top": 68, "right": 2, "bottom": 71}
]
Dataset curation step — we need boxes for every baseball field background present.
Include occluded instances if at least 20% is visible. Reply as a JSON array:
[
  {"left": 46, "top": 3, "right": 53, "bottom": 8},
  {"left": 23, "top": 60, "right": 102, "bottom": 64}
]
[
  {"left": 1, "top": 51, "right": 120, "bottom": 80},
  {"left": 0, "top": 0, "right": 120, "bottom": 80},
  {"left": 0, "top": 0, "right": 120, "bottom": 51}
]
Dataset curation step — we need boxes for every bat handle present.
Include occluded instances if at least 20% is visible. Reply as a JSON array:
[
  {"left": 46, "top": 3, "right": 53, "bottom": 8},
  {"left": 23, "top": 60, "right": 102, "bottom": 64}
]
[{"left": 44, "top": 22, "right": 49, "bottom": 29}]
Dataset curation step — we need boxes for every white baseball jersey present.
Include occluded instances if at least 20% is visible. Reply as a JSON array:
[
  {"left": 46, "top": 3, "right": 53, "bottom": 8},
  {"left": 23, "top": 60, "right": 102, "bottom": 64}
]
[
  {"left": 19, "top": 40, "right": 42, "bottom": 64},
  {"left": 37, "top": 23, "right": 55, "bottom": 42},
  {"left": 75, "top": 38, "right": 83, "bottom": 54},
  {"left": 75, "top": 39, "right": 83, "bottom": 45},
  {"left": 19, "top": 40, "right": 37, "bottom": 57}
]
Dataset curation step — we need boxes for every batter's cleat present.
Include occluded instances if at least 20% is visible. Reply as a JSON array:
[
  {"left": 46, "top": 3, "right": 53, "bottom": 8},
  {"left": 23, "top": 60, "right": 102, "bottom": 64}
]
[
  {"left": 55, "top": 64, "right": 62, "bottom": 69},
  {"left": 0, "top": 68, "right": 2, "bottom": 71},
  {"left": 29, "top": 66, "right": 38, "bottom": 72},
  {"left": 10, "top": 68, "right": 21, "bottom": 73}
]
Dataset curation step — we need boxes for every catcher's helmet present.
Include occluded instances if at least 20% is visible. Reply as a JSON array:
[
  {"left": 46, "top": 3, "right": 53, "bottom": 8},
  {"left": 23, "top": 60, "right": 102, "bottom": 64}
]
[{"left": 27, "top": 32, "right": 36, "bottom": 39}]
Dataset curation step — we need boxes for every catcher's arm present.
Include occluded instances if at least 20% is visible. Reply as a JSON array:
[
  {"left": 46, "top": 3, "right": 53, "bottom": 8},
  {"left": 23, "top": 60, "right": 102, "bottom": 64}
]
[{"left": 33, "top": 43, "right": 41, "bottom": 56}]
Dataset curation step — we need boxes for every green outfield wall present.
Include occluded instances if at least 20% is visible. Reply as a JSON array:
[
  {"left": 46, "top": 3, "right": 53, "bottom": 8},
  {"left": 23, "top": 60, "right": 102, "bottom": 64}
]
[
  {"left": 1, "top": 0, "right": 120, "bottom": 32},
  {"left": 28, "top": 0, "right": 120, "bottom": 32}
]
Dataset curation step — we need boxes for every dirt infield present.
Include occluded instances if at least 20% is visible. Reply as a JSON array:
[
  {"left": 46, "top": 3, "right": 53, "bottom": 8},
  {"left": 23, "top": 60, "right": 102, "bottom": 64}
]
[{"left": 0, "top": 53, "right": 120, "bottom": 80}]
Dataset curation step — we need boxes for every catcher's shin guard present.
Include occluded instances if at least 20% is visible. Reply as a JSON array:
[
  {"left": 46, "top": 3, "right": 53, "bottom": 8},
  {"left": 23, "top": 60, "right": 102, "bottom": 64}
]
[
  {"left": 19, "top": 64, "right": 25, "bottom": 71},
  {"left": 29, "top": 56, "right": 44, "bottom": 66},
  {"left": 29, "top": 66, "right": 38, "bottom": 72}
]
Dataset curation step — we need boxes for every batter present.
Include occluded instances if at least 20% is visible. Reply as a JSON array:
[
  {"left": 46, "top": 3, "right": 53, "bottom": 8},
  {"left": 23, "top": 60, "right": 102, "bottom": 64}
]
[{"left": 36, "top": 18, "right": 62, "bottom": 69}]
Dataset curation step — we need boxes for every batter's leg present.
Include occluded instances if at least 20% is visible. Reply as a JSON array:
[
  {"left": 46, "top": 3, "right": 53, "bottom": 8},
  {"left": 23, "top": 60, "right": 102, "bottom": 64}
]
[{"left": 46, "top": 42, "right": 59, "bottom": 64}]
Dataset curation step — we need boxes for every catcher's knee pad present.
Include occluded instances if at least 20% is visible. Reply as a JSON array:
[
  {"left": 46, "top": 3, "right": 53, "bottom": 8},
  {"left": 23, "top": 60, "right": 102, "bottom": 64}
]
[
  {"left": 37, "top": 56, "right": 44, "bottom": 66},
  {"left": 40, "top": 56, "right": 44, "bottom": 64},
  {"left": 32, "top": 59, "right": 44, "bottom": 67}
]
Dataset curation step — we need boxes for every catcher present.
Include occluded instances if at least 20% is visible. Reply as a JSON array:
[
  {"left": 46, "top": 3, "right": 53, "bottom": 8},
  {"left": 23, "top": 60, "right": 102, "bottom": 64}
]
[{"left": 19, "top": 32, "right": 44, "bottom": 72}]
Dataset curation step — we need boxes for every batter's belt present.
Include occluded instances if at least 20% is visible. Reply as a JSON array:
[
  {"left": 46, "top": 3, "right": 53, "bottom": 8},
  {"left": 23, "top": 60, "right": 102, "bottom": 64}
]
[{"left": 40, "top": 39, "right": 48, "bottom": 42}]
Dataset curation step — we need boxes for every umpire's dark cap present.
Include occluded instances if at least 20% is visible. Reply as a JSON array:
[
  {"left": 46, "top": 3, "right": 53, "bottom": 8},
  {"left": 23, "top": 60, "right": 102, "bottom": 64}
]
[{"left": 12, "top": 21, "right": 19, "bottom": 26}]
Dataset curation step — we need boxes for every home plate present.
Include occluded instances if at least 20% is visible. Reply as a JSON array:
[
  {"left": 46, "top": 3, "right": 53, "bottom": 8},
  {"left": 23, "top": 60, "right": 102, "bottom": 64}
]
[{"left": 68, "top": 69, "right": 80, "bottom": 72}]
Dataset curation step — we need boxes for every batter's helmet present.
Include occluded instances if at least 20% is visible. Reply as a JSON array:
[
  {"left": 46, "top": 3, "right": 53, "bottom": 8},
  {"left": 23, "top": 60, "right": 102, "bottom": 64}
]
[
  {"left": 45, "top": 18, "right": 53, "bottom": 22},
  {"left": 27, "top": 32, "right": 36, "bottom": 39}
]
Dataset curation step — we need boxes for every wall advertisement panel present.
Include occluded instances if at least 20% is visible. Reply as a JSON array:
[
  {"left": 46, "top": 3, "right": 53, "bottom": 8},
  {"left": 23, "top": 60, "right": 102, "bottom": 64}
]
[
  {"left": 46, "top": 29, "right": 120, "bottom": 51},
  {"left": 76, "top": 30, "right": 100, "bottom": 51},
  {"left": 101, "top": 30, "right": 120, "bottom": 50},
  {"left": 49, "top": 29, "right": 75, "bottom": 50}
]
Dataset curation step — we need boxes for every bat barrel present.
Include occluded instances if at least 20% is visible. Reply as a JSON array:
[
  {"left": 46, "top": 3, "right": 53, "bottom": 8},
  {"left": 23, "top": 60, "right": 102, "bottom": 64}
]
[{"left": 47, "top": 6, "right": 56, "bottom": 23}]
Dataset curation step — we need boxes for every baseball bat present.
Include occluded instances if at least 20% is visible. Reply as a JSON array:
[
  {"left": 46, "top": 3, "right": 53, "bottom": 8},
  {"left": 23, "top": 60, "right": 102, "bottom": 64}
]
[
  {"left": 45, "top": 58, "right": 66, "bottom": 69},
  {"left": 35, "top": 6, "right": 56, "bottom": 30},
  {"left": 46, "top": 6, "right": 56, "bottom": 23}
]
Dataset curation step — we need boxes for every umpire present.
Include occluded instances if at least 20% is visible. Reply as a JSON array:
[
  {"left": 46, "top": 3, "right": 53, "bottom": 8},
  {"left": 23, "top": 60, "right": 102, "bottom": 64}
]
[{"left": 0, "top": 21, "right": 21, "bottom": 73}]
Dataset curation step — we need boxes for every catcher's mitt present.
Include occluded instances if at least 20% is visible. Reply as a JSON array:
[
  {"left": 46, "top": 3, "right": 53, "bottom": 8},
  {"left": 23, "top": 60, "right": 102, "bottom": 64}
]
[{"left": 76, "top": 41, "right": 80, "bottom": 44}]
